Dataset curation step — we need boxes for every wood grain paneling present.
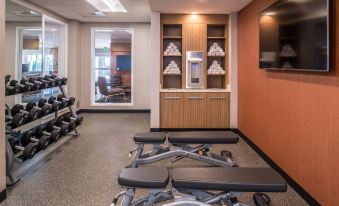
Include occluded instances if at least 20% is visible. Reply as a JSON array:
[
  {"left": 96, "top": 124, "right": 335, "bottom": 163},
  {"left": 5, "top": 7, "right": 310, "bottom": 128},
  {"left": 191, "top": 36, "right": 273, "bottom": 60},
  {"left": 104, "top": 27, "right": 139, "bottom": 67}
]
[
  {"left": 205, "top": 93, "right": 229, "bottom": 128},
  {"left": 160, "top": 92, "right": 230, "bottom": 128},
  {"left": 183, "top": 23, "right": 206, "bottom": 51},
  {"left": 160, "top": 93, "right": 184, "bottom": 128},
  {"left": 183, "top": 92, "right": 206, "bottom": 128},
  {"left": 238, "top": 0, "right": 339, "bottom": 205}
]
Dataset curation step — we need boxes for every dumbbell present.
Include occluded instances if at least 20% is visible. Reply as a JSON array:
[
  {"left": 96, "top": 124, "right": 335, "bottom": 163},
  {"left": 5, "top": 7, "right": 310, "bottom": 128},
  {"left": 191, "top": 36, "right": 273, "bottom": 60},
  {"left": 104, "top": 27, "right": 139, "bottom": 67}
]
[
  {"left": 11, "top": 104, "right": 40, "bottom": 123},
  {"left": 36, "top": 77, "right": 52, "bottom": 88},
  {"left": 43, "top": 75, "right": 57, "bottom": 87},
  {"left": 55, "top": 115, "right": 77, "bottom": 132},
  {"left": 38, "top": 98, "right": 59, "bottom": 113},
  {"left": 5, "top": 113, "right": 25, "bottom": 129},
  {"left": 49, "top": 74, "right": 68, "bottom": 86},
  {"left": 9, "top": 80, "right": 31, "bottom": 93},
  {"left": 21, "top": 130, "right": 50, "bottom": 150},
  {"left": 67, "top": 115, "right": 83, "bottom": 128},
  {"left": 8, "top": 138, "right": 37, "bottom": 160},
  {"left": 28, "top": 77, "right": 47, "bottom": 89},
  {"left": 26, "top": 102, "right": 49, "bottom": 118},
  {"left": 35, "top": 125, "right": 60, "bottom": 142},
  {"left": 5, "top": 75, "right": 19, "bottom": 95},
  {"left": 5, "top": 75, "right": 11, "bottom": 85},
  {"left": 45, "top": 121, "right": 69, "bottom": 138},
  {"left": 20, "top": 77, "right": 39, "bottom": 91},
  {"left": 57, "top": 94, "right": 75, "bottom": 106},
  {"left": 48, "top": 96, "right": 66, "bottom": 109},
  {"left": 5, "top": 84, "right": 19, "bottom": 95}
]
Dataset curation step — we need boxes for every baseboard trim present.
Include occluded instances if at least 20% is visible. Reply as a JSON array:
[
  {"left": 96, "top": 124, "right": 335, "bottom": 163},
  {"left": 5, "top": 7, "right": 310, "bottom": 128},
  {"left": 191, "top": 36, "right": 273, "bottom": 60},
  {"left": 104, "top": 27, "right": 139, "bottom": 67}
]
[
  {"left": 0, "top": 189, "right": 6, "bottom": 203},
  {"left": 150, "top": 128, "right": 238, "bottom": 132},
  {"left": 237, "top": 131, "right": 320, "bottom": 206},
  {"left": 77, "top": 109, "right": 151, "bottom": 114}
]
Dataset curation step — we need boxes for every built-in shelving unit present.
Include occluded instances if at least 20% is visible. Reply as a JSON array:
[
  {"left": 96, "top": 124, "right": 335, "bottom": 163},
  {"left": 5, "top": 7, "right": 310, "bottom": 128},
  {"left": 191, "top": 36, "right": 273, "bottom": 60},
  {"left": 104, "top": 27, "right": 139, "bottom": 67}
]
[
  {"left": 161, "top": 24, "right": 183, "bottom": 89},
  {"left": 159, "top": 14, "right": 230, "bottom": 129},
  {"left": 207, "top": 24, "right": 228, "bottom": 89}
]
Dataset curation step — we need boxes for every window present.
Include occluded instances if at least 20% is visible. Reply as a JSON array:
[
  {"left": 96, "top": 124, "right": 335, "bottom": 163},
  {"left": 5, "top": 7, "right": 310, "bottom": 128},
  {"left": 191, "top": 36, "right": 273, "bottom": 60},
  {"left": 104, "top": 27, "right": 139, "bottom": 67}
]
[{"left": 91, "top": 28, "right": 133, "bottom": 105}]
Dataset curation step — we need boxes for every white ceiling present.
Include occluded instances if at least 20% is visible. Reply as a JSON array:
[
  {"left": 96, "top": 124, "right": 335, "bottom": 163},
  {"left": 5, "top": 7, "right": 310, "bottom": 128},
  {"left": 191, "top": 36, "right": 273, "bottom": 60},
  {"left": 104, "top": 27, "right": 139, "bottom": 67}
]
[
  {"left": 22, "top": 0, "right": 253, "bottom": 23},
  {"left": 149, "top": 0, "right": 253, "bottom": 14},
  {"left": 26, "top": 0, "right": 151, "bottom": 22},
  {"left": 6, "top": 0, "right": 42, "bottom": 22}
]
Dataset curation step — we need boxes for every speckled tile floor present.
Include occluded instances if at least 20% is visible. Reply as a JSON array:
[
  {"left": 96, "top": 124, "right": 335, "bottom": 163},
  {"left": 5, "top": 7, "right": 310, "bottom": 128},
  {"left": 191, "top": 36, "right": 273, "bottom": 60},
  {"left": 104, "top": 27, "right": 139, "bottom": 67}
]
[{"left": 1, "top": 113, "right": 309, "bottom": 206}]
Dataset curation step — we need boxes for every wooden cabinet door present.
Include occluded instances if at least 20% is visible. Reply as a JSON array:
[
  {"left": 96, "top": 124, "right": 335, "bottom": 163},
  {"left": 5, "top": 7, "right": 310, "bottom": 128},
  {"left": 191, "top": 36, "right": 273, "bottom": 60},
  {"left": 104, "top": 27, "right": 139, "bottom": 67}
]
[
  {"left": 160, "top": 93, "right": 184, "bottom": 128},
  {"left": 205, "top": 93, "right": 230, "bottom": 128},
  {"left": 183, "top": 92, "right": 206, "bottom": 128}
]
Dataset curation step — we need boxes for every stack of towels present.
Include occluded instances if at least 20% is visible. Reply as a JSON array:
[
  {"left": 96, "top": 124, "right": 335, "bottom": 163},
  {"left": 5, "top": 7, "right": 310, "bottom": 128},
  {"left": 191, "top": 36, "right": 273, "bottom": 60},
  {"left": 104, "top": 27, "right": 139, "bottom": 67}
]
[
  {"left": 207, "top": 61, "right": 226, "bottom": 75},
  {"left": 208, "top": 43, "right": 225, "bottom": 56},
  {"left": 280, "top": 44, "right": 296, "bottom": 57},
  {"left": 164, "top": 43, "right": 181, "bottom": 56},
  {"left": 163, "top": 61, "right": 181, "bottom": 74}
]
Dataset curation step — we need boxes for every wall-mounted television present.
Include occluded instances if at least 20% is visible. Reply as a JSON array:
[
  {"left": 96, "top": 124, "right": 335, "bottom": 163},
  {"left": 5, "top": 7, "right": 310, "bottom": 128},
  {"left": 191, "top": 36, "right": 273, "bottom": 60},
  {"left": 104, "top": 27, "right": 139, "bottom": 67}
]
[{"left": 259, "top": 0, "right": 330, "bottom": 72}]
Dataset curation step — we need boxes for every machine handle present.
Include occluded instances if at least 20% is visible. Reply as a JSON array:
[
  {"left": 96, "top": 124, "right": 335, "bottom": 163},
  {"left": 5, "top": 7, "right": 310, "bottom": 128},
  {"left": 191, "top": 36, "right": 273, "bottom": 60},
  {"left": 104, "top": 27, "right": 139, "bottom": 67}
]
[{"left": 164, "top": 97, "right": 181, "bottom": 100}]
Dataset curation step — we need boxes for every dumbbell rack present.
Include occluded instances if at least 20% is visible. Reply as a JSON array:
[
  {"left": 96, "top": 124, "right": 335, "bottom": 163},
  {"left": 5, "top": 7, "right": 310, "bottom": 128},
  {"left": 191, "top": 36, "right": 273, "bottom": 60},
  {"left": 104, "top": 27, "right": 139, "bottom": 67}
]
[{"left": 5, "top": 84, "right": 80, "bottom": 186}]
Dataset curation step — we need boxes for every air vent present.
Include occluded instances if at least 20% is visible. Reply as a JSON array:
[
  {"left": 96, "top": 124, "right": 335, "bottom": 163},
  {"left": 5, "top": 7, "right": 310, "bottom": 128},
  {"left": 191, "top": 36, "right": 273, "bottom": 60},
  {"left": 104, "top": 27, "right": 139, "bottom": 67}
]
[{"left": 15, "top": 10, "right": 40, "bottom": 17}]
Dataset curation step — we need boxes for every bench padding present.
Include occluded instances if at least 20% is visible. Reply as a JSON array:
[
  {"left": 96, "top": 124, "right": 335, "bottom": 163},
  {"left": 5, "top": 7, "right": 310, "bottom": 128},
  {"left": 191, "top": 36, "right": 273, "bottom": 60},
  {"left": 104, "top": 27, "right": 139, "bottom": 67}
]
[
  {"left": 134, "top": 132, "right": 166, "bottom": 143},
  {"left": 168, "top": 131, "right": 239, "bottom": 144},
  {"left": 118, "top": 167, "right": 169, "bottom": 188},
  {"left": 172, "top": 167, "right": 287, "bottom": 192}
]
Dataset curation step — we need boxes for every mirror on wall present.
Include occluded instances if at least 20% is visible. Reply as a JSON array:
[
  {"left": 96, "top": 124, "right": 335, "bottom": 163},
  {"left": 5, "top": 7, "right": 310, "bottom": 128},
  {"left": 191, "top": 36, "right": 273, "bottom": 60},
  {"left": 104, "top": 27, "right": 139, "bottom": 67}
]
[
  {"left": 42, "top": 17, "right": 67, "bottom": 100},
  {"left": 5, "top": 0, "right": 67, "bottom": 104},
  {"left": 92, "top": 28, "right": 133, "bottom": 105},
  {"left": 5, "top": 0, "right": 43, "bottom": 104}
]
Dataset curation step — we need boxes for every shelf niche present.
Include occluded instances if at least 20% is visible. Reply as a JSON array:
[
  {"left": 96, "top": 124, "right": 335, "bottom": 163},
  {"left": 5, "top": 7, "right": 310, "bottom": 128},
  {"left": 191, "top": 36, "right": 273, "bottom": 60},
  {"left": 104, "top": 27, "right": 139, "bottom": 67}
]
[
  {"left": 162, "top": 24, "right": 183, "bottom": 89},
  {"left": 207, "top": 24, "right": 227, "bottom": 89}
]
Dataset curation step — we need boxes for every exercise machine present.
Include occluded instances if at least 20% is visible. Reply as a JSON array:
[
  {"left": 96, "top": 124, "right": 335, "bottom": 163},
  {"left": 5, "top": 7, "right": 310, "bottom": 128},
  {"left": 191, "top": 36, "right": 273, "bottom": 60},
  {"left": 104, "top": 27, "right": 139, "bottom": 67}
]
[
  {"left": 129, "top": 131, "right": 239, "bottom": 167},
  {"left": 111, "top": 167, "right": 287, "bottom": 206}
]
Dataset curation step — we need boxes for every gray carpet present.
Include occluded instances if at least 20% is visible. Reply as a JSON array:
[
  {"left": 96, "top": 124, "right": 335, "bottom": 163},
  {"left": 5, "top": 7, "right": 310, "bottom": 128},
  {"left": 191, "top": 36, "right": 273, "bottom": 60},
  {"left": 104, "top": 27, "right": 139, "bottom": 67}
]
[{"left": 1, "top": 113, "right": 308, "bottom": 206}]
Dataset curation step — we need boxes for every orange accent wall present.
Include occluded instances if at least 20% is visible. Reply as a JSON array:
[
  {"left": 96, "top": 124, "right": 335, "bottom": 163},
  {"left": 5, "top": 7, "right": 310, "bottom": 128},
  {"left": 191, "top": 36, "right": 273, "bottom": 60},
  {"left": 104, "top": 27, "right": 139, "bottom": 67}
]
[{"left": 238, "top": 0, "right": 339, "bottom": 205}]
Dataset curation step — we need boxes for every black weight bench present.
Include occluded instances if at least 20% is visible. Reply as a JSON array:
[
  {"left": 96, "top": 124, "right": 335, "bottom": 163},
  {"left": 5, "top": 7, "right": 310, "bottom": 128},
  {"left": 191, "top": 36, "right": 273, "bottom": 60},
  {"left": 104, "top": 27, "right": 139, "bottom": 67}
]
[
  {"left": 130, "top": 131, "right": 240, "bottom": 167},
  {"left": 112, "top": 167, "right": 287, "bottom": 206}
]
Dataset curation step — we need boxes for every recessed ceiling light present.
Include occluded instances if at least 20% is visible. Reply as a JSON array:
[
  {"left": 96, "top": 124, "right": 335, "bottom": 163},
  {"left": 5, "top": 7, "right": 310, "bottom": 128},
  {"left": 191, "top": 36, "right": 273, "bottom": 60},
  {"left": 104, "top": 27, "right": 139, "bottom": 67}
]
[
  {"left": 86, "top": 0, "right": 127, "bottom": 12},
  {"left": 96, "top": 29, "right": 115, "bottom": 32},
  {"left": 265, "top": 12, "right": 276, "bottom": 16},
  {"left": 93, "top": 11, "right": 105, "bottom": 16}
]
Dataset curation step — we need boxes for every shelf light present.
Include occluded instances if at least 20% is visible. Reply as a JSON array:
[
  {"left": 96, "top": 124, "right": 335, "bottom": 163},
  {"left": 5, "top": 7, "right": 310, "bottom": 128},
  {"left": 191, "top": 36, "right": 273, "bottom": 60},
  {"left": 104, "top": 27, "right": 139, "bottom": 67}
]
[{"left": 86, "top": 0, "right": 127, "bottom": 12}]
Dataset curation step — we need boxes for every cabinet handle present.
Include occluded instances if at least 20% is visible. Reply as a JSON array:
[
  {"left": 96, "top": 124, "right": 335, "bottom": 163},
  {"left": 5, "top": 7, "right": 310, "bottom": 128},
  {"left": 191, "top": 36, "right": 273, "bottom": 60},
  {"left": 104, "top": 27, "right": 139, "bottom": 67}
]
[
  {"left": 187, "top": 97, "right": 204, "bottom": 100},
  {"left": 164, "top": 97, "right": 181, "bottom": 100},
  {"left": 210, "top": 97, "right": 226, "bottom": 100}
]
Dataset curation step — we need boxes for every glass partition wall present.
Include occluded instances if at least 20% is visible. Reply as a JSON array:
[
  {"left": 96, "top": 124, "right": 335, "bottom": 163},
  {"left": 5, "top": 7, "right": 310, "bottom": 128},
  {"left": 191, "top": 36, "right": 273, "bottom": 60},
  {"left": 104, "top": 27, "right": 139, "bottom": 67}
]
[
  {"left": 5, "top": 0, "right": 67, "bottom": 104},
  {"left": 91, "top": 28, "right": 133, "bottom": 105}
]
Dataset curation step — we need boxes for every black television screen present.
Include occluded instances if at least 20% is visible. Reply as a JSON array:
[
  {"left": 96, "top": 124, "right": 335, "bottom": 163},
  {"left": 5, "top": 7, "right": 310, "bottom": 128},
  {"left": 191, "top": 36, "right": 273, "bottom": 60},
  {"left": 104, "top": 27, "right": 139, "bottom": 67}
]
[{"left": 259, "top": 0, "right": 329, "bottom": 71}]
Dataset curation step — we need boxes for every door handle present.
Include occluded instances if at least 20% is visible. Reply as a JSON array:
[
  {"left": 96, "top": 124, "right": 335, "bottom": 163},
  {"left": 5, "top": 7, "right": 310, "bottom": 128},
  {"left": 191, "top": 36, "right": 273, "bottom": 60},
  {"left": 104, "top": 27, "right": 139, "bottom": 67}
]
[
  {"left": 164, "top": 97, "right": 181, "bottom": 100},
  {"left": 187, "top": 97, "right": 204, "bottom": 100}
]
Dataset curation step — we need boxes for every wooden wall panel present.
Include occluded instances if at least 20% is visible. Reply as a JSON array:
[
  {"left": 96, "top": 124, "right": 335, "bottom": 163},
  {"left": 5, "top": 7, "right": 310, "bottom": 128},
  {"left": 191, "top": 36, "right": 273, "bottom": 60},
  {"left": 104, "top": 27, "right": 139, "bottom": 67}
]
[
  {"left": 238, "top": 0, "right": 339, "bottom": 205},
  {"left": 183, "top": 23, "right": 206, "bottom": 51}
]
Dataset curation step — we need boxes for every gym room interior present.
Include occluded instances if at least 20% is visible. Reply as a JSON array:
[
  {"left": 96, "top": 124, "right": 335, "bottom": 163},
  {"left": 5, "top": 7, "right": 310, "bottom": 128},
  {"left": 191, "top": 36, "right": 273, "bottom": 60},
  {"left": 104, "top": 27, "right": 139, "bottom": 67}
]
[{"left": 0, "top": 0, "right": 338, "bottom": 205}]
